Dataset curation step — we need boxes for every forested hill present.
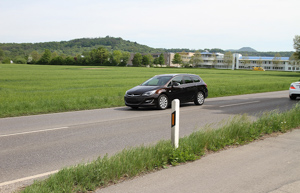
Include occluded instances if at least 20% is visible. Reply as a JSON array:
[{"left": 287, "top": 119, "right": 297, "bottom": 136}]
[
  {"left": 0, "top": 36, "right": 294, "bottom": 60},
  {"left": 0, "top": 36, "right": 164, "bottom": 58}
]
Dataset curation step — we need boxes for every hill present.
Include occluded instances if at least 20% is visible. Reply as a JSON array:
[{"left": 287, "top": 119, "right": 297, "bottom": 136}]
[
  {"left": 226, "top": 47, "right": 257, "bottom": 52},
  {"left": 0, "top": 36, "right": 164, "bottom": 59},
  {"left": 0, "top": 37, "right": 294, "bottom": 62},
  {"left": 238, "top": 47, "right": 257, "bottom": 52}
]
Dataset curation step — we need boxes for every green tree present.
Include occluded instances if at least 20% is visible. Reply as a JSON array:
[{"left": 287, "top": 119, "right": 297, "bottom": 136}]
[
  {"left": 29, "top": 51, "right": 41, "bottom": 64},
  {"left": 90, "top": 47, "right": 109, "bottom": 65},
  {"left": 293, "top": 35, "right": 300, "bottom": 60},
  {"left": 191, "top": 51, "right": 203, "bottom": 67},
  {"left": 111, "top": 50, "right": 123, "bottom": 65},
  {"left": 223, "top": 51, "right": 233, "bottom": 68},
  {"left": 132, "top": 53, "right": 143, "bottom": 66},
  {"left": 15, "top": 57, "right": 27, "bottom": 64},
  {"left": 172, "top": 53, "right": 182, "bottom": 65},
  {"left": 51, "top": 51, "right": 59, "bottom": 59},
  {"left": 146, "top": 54, "right": 154, "bottom": 65},
  {"left": 0, "top": 48, "right": 4, "bottom": 62},
  {"left": 65, "top": 56, "right": 75, "bottom": 65},
  {"left": 153, "top": 57, "right": 159, "bottom": 65},
  {"left": 158, "top": 53, "right": 165, "bottom": 65},
  {"left": 142, "top": 55, "right": 150, "bottom": 66},
  {"left": 241, "top": 54, "right": 250, "bottom": 68},
  {"left": 120, "top": 51, "right": 130, "bottom": 66},
  {"left": 272, "top": 53, "right": 281, "bottom": 68},
  {"left": 38, "top": 49, "right": 52, "bottom": 64},
  {"left": 289, "top": 53, "right": 300, "bottom": 70},
  {"left": 50, "top": 56, "right": 65, "bottom": 65}
]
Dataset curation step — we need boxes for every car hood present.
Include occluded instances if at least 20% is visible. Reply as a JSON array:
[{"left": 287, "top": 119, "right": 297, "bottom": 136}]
[{"left": 127, "top": 86, "right": 161, "bottom": 95}]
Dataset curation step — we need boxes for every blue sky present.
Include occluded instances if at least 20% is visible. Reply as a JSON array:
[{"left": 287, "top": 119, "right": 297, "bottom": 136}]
[{"left": 0, "top": 0, "right": 299, "bottom": 51}]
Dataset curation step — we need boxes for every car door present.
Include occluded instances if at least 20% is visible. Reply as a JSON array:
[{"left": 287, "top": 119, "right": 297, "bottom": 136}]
[
  {"left": 182, "top": 75, "right": 196, "bottom": 101},
  {"left": 168, "top": 75, "right": 185, "bottom": 101}
]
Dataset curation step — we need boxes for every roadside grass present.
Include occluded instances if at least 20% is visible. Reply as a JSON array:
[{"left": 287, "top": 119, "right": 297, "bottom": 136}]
[
  {"left": 21, "top": 103, "right": 300, "bottom": 193},
  {"left": 0, "top": 64, "right": 299, "bottom": 118}
]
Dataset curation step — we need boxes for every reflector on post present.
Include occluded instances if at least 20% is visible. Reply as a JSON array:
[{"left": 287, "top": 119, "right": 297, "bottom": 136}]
[{"left": 171, "top": 111, "right": 176, "bottom": 127}]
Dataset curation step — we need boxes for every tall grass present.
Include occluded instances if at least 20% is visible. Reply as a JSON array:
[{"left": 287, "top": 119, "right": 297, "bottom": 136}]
[
  {"left": 21, "top": 104, "right": 300, "bottom": 193},
  {"left": 0, "top": 64, "right": 299, "bottom": 117}
]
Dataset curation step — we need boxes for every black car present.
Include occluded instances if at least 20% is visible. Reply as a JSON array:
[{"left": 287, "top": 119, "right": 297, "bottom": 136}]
[{"left": 124, "top": 74, "right": 208, "bottom": 110}]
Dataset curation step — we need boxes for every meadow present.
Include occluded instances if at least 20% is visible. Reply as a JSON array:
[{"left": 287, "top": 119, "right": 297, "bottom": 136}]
[{"left": 0, "top": 64, "right": 299, "bottom": 118}]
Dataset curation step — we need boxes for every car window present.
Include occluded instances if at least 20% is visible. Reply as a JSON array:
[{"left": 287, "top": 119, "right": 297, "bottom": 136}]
[
  {"left": 142, "top": 76, "right": 172, "bottom": 86},
  {"left": 183, "top": 76, "right": 193, "bottom": 84},
  {"left": 171, "top": 76, "right": 183, "bottom": 85},
  {"left": 191, "top": 76, "right": 201, "bottom": 82},
  {"left": 146, "top": 78, "right": 159, "bottom": 86}
]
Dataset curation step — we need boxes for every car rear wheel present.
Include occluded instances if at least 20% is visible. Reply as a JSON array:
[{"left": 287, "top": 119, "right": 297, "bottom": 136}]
[
  {"left": 157, "top": 94, "right": 169, "bottom": 110},
  {"left": 194, "top": 91, "right": 205, "bottom": 105}
]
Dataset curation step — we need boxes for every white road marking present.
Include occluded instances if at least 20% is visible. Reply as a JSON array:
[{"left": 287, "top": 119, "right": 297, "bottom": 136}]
[
  {"left": 0, "top": 170, "right": 59, "bottom": 187},
  {"left": 219, "top": 101, "right": 260, "bottom": 108},
  {"left": 0, "top": 127, "right": 69, "bottom": 138}
]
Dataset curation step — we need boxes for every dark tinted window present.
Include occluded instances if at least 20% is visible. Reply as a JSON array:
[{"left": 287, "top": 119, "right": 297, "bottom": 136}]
[
  {"left": 191, "top": 76, "right": 201, "bottom": 82},
  {"left": 183, "top": 76, "right": 193, "bottom": 84},
  {"left": 171, "top": 76, "right": 183, "bottom": 85}
]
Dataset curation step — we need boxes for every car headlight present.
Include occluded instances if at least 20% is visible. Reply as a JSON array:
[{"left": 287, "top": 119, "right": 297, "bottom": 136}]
[{"left": 142, "top": 90, "right": 156, "bottom": 96}]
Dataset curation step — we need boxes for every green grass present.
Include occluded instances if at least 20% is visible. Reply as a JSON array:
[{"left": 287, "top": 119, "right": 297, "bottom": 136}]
[
  {"left": 0, "top": 64, "right": 299, "bottom": 118},
  {"left": 21, "top": 103, "right": 300, "bottom": 193}
]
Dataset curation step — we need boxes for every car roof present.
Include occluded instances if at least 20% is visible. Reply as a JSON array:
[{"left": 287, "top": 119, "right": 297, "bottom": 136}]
[{"left": 155, "top": 74, "right": 198, "bottom": 77}]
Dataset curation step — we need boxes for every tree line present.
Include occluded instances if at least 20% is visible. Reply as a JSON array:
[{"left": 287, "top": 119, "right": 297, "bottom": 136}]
[
  {"left": 0, "top": 36, "right": 298, "bottom": 65},
  {"left": 26, "top": 47, "right": 131, "bottom": 66}
]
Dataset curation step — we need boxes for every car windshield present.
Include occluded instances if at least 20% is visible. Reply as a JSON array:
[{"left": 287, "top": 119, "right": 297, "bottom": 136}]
[{"left": 141, "top": 76, "right": 172, "bottom": 86}]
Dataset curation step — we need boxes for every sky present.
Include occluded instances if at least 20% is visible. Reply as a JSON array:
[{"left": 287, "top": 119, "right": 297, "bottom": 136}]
[{"left": 0, "top": 0, "right": 299, "bottom": 52}]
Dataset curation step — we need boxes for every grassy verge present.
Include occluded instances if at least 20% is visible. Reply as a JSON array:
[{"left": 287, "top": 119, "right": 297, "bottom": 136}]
[
  {"left": 21, "top": 103, "right": 300, "bottom": 193},
  {"left": 0, "top": 64, "right": 299, "bottom": 118}
]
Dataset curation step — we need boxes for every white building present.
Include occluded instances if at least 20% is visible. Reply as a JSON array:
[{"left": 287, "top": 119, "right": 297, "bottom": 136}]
[
  {"left": 236, "top": 56, "right": 299, "bottom": 71},
  {"left": 129, "top": 51, "right": 300, "bottom": 71},
  {"left": 192, "top": 51, "right": 300, "bottom": 72}
]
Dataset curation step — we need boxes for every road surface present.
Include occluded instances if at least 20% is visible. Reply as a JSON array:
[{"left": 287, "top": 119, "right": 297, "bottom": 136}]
[{"left": 0, "top": 90, "right": 298, "bottom": 192}]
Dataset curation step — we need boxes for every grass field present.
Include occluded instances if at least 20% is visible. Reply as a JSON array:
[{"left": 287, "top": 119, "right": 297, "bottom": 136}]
[{"left": 0, "top": 64, "right": 299, "bottom": 118}]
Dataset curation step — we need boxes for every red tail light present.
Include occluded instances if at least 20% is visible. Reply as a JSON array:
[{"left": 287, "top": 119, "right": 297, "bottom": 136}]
[{"left": 290, "top": 86, "right": 296, "bottom": 89}]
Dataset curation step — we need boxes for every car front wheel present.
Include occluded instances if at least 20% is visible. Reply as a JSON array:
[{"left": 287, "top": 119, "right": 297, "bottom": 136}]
[
  {"left": 157, "top": 94, "right": 169, "bottom": 110},
  {"left": 194, "top": 91, "right": 205, "bottom": 105}
]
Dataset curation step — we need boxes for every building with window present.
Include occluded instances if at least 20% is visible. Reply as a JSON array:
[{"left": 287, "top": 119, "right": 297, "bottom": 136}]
[
  {"left": 128, "top": 52, "right": 299, "bottom": 71},
  {"left": 236, "top": 56, "right": 299, "bottom": 71}
]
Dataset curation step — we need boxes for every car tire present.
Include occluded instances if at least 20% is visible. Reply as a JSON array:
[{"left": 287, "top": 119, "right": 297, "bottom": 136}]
[
  {"left": 289, "top": 95, "right": 297, "bottom": 100},
  {"left": 194, "top": 91, "right": 205, "bottom": 105},
  {"left": 157, "top": 94, "right": 169, "bottom": 110}
]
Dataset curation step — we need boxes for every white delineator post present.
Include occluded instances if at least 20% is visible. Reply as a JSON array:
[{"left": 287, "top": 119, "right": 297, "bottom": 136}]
[{"left": 171, "top": 99, "right": 180, "bottom": 149}]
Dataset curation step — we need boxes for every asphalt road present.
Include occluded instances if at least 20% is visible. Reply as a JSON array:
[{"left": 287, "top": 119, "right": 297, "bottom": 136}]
[{"left": 0, "top": 90, "right": 298, "bottom": 191}]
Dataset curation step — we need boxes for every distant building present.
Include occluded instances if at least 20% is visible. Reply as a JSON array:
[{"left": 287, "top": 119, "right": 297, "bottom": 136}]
[
  {"left": 127, "top": 52, "right": 299, "bottom": 71},
  {"left": 237, "top": 56, "right": 298, "bottom": 71}
]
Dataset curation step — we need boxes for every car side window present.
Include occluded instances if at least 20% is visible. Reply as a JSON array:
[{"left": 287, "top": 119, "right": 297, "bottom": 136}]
[
  {"left": 192, "top": 76, "right": 201, "bottom": 82},
  {"left": 183, "top": 76, "right": 193, "bottom": 84},
  {"left": 171, "top": 76, "right": 183, "bottom": 86}
]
